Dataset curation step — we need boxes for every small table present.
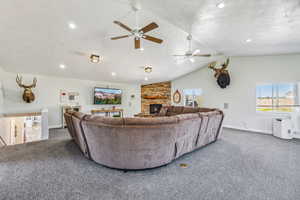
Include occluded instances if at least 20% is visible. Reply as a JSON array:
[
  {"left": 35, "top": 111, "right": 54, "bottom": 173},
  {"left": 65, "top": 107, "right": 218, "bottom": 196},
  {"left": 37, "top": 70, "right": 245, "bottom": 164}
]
[{"left": 91, "top": 109, "right": 124, "bottom": 117}]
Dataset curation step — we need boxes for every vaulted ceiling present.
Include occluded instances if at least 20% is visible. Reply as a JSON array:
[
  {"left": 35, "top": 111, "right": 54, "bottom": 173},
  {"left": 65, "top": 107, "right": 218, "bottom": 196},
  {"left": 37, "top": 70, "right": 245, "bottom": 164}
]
[{"left": 0, "top": 0, "right": 299, "bottom": 83}]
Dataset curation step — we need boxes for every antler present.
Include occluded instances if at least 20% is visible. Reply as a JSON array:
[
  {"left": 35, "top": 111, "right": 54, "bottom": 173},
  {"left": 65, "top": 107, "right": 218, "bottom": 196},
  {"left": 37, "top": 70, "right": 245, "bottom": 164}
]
[
  {"left": 208, "top": 61, "right": 218, "bottom": 71},
  {"left": 16, "top": 74, "right": 25, "bottom": 88},
  {"left": 16, "top": 74, "right": 37, "bottom": 89},
  {"left": 221, "top": 58, "right": 230, "bottom": 70}
]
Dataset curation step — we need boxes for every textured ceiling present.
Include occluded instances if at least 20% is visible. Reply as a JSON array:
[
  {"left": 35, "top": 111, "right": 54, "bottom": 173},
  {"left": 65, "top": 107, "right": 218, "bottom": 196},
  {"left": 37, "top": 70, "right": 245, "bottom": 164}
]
[
  {"left": 140, "top": 0, "right": 300, "bottom": 56},
  {"left": 0, "top": 0, "right": 299, "bottom": 83}
]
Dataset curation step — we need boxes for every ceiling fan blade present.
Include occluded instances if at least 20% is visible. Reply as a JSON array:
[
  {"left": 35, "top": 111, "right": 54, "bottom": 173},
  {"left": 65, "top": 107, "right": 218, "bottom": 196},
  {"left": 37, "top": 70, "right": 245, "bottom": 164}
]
[
  {"left": 139, "top": 22, "right": 158, "bottom": 33},
  {"left": 143, "top": 35, "right": 163, "bottom": 44},
  {"left": 192, "top": 54, "right": 212, "bottom": 57},
  {"left": 111, "top": 35, "right": 131, "bottom": 40},
  {"left": 135, "top": 38, "right": 141, "bottom": 49},
  {"left": 71, "top": 51, "right": 87, "bottom": 56},
  {"left": 113, "top": 21, "right": 132, "bottom": 32},
  {"left": 192, "top": 49, "right": 201, "bottom": 55},
  {"left": 173, "top": 55, "right": 187, "bottom": 57}
]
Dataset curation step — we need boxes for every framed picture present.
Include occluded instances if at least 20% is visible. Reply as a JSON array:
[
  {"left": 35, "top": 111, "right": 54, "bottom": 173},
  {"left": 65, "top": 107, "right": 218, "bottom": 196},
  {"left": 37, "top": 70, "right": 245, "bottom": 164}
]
[{"left": 173, "top": 90, "right": 181, "bottom": 104}]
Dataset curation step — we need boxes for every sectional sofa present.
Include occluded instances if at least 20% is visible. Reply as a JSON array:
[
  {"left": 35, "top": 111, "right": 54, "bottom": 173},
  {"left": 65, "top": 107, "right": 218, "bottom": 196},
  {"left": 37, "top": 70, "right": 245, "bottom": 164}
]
[{"left": 64, "top": 106, "right": 224, "bottom": 170}]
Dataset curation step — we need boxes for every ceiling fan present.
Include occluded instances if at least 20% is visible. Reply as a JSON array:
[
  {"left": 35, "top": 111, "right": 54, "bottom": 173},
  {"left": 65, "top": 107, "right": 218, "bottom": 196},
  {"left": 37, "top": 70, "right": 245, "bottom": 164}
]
[
  {"left": 110, "top": 6, "right": 163, "bottom": 49},
  {"left": 173, "top": 34, "right": 212, "bottom": 63}
]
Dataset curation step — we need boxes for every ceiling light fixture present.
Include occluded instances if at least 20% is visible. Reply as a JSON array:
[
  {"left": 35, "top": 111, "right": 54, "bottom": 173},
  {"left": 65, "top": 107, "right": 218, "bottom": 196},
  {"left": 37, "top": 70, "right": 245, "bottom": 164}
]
[
  {"left": 90, "top": 54, "right": 102, "bottom": 63},
  {"left": 140, "top": 47, "right": 144, "bottom": 51},
  {"left": 216, "top": 2, "right": 225, "bottom": 8},
  {"left": 68, "top": 22, "right": 77, "bottom": 30},
  {"left": 144, "top": 77, "right": 149, "bottom": 81},
  {"left": 111, "top": 72, "right": 116, "bottom": 76},
  {"left": 246, "top": 38, "right": 252, "bottom": 43},
  {"left": 144, "top": 66, "right": 152, "bottom": 73},
  {"left": 59, "top": 64, "right": 66, "bottom": 69}
]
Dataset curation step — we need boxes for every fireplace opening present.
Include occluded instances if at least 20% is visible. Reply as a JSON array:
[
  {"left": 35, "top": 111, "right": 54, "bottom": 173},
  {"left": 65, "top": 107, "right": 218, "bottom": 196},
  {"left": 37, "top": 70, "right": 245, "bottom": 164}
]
[{"left": 150, "top": 104, "right": 162, "bottom": 114}]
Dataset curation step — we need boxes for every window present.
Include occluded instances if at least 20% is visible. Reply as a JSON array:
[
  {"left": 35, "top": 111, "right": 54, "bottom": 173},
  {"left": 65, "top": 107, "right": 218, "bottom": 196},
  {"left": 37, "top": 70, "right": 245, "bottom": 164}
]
[
  {"left": 183, "top": 89, "right": 203, "bottom": 107},
  {"left": 256, "top": 83, "right": 299, "bottom": 112}
]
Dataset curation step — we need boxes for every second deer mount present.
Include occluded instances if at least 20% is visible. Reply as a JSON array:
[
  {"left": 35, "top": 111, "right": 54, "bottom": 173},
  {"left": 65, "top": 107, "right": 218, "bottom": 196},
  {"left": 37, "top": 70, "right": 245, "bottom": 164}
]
[{"left": 142, "top": 94, "right": 168, "bottom": 100}]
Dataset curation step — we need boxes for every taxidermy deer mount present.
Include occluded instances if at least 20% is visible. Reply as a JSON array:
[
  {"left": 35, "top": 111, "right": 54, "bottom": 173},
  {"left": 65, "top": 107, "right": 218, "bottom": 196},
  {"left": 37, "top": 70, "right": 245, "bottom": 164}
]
[
  {"left": 16, "top": 75, "right": 37, "bottom": 103},
  {"left": 208, "top": 58, "right": 230, "bottom": 89}
]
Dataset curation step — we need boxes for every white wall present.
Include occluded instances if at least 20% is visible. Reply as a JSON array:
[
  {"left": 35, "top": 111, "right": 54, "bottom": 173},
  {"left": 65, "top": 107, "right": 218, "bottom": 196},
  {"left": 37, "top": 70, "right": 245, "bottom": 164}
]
[
  {"left": 0, "top": 70, "right": 141, "bottom": 128},
  {"left": 0, "top": 67, "right": 5, "bottom": 114},
  {"left": 172, "top": 54, "right": 300, "bottom": 134}
]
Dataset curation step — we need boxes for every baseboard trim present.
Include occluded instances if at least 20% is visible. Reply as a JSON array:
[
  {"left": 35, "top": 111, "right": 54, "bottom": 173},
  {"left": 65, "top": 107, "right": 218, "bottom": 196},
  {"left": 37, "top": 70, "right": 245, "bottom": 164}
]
[
  {"left": 223, "top": 125, "right": 272, "bottom": 135},
  {"left": 49, "top": 125, "right": 62, "bottom": 129}
]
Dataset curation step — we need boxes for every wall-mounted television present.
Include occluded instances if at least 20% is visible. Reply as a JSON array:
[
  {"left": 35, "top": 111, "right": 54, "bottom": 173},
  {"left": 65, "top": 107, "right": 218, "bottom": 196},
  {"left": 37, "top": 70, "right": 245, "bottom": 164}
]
[{"left": 94, "top": 87, "right": 122, "bottom": 105}]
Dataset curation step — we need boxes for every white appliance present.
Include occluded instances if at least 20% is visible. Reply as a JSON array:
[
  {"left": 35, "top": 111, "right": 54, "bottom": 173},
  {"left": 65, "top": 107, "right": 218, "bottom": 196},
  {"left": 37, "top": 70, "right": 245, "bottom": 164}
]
[
  {"left": 272, "top": 117, "right": 293, "bottom": 139},
  {"left": 291, "top": 108, "right": 300, "bottom": 139}
]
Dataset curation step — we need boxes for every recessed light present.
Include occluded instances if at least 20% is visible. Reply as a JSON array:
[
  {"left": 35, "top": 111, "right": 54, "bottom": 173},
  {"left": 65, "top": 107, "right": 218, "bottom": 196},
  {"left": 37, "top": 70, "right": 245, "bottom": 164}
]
[
  {"left": 216, "top": 2, "right": 225, "bottom": 8},
  {"left": 190, "top": 58, "right": 195, "bottom": 63},
  {"left": 144, "top": 77, "right": 149, "bottom": 81},
  {"left": 246, "top": 38, "right": 252, "bottom": 43},
  {"left": 140, "top": 47, "right": 144, "bottom": 51},
  {"left": 68, "top": 22, "right": 77, "bottom": 30},
  {"left": 111, "top": 72, "right": 116, "bottom": 76},
  {"left": 59, "top": 64, "right": 66, "bottom": 69}
]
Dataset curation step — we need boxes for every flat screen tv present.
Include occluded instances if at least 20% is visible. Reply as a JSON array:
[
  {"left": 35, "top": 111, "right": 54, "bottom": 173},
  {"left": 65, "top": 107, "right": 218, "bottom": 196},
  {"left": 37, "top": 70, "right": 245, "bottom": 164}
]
[{"left": 94, "top": 87, "right": 122, "bottom": 105}]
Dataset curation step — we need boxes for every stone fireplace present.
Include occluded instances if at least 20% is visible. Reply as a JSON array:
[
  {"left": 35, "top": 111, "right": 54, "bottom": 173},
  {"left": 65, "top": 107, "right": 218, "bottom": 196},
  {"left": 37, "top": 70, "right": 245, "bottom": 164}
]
[{"left": 141, "top": 81, "right": 171, "bottom": 114}]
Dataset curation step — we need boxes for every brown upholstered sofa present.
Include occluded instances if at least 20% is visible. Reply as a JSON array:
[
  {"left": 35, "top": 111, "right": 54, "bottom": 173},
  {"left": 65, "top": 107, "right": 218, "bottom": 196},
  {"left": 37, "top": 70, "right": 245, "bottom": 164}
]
[{"left": 64, "top": 106, "right": 224, "bottom": 170}]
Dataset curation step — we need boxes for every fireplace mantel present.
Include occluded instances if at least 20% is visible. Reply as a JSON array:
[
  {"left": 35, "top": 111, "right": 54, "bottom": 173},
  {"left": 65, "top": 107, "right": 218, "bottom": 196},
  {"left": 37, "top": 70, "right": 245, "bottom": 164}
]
[{"left": 141, "top": 81, "right": 171, "bottom": 114}]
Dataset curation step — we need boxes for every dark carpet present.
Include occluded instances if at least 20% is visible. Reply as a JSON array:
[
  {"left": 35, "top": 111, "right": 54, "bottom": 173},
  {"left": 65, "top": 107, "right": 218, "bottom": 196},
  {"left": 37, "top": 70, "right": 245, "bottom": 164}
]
[{"left": 0, "top": 128, "right": 299, "bottom": 200}]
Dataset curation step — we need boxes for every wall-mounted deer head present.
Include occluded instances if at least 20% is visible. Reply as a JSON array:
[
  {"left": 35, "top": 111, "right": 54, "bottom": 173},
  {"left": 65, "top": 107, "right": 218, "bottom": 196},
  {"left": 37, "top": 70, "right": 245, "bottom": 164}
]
[
  {"left": 16, "top": 75, "right": 37, "bottom": 103},
  {"left": 208, "top": 58, "right": 230, "bottom": 89}
]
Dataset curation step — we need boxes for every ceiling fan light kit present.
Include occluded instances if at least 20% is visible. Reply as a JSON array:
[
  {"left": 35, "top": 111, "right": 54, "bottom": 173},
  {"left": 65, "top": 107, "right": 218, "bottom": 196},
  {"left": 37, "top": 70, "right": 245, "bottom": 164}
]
[
  {"left": 144, "top": 66, "right": 152, "bottom": 73},
  {"left": 90, "top": 54, "right": 102, "bottom": 63}
]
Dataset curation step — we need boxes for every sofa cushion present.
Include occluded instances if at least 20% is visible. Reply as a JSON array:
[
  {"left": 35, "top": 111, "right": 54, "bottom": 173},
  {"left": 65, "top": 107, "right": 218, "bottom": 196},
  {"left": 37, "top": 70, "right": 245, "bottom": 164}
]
[
  {"left": 176, "top": 113, "right": 200, "bottom": 121},
  {"left": 182, "top": 107, "right": 200, "bottom": 114},
  {"left": 166, "top": 106, "right": 184, "bottom": 116},
  {"left": 72, "top": 112, "right": 86, "bottom": 119},
  {"left": 198, "top": 107, "right": 217, "bottom": 112},
  {"left": 124, "top": 116, "right": 178, "bottom": 125},
  {"left": 85, "top": 115, "right": 124, "bottom": 126}
]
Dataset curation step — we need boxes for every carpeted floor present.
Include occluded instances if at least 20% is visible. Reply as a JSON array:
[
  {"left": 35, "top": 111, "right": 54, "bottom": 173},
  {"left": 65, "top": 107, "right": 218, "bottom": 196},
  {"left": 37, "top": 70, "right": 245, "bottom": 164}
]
[{"left": 0, "top": 128, "right": 299, "bottom": 200}]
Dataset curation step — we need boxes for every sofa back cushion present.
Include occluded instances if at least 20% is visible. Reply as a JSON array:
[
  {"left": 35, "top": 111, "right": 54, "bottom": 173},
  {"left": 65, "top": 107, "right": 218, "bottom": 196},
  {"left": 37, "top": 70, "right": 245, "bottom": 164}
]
[
  {"left": 71, "top": 112, "right": 89, "bottom": 157},
  {"left": 166, "top": 106, "right": 184, "bottom": 116},
  {"left": 82, "top": 117, "right": 178, "bottom": 169},
  {"left": 64, "top": 112, "right": 75, "bottom": 139},
  {"left": 182, "top": 107, "right": 200, "bottom": 114},
  {"left": 84, "top": 115, "right": 124, "bottom": 126},
  {"left": 196, "top": 111, "right": 223, "bottom": 147},
  {"left": 173, "top": 113, "right": 202, "bottom": 158},
  {"left": 124, "top": 116, "right": 178, "bottom": 126}
]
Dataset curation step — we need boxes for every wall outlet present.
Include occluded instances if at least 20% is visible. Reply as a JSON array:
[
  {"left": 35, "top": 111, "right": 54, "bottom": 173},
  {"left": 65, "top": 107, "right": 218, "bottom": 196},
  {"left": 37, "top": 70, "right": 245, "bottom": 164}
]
[{"left": 224, "top": 103, "right": 229, "bottom": 109}]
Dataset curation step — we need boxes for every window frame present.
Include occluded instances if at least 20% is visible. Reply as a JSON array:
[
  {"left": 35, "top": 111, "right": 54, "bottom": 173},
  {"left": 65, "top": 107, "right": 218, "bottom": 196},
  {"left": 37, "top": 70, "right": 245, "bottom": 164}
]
[
  {"left": 183, "top": 88, "right": 203, "bottom": 108},
  {"left": 256, "top": 82, "right": 300, "bottom": 114}
]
